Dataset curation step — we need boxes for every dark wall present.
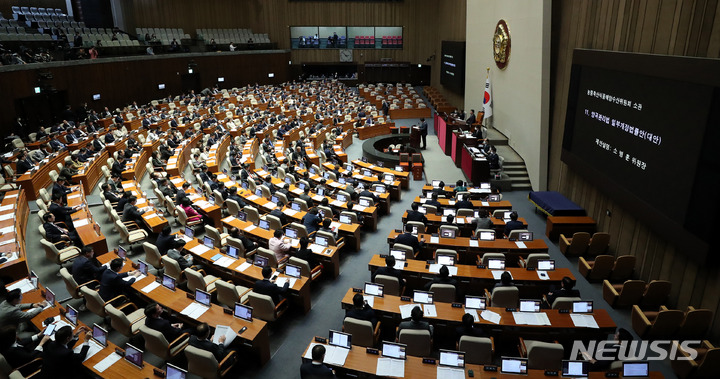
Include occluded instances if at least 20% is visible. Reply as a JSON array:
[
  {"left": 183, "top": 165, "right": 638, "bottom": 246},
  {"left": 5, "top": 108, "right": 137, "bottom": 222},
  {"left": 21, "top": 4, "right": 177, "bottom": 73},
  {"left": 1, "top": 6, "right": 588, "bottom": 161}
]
[{"left": 0, "top": 51, "right": 291, "bottom": 134}]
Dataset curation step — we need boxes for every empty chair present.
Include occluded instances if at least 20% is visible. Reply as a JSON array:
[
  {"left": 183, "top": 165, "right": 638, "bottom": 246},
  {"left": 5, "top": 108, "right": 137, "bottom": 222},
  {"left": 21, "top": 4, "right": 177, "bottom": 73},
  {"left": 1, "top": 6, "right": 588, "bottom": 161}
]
[
  {"left": 41, "top": 238, "right": 80, "bottom": 273},
  {"left": 139, "top": 324, "right": 190, "bottom": 361},
  {"left": 520, "top": 338, "right": 564, "bottom": 370},
  {"left": 343, "top": 317, "right": 381, "bottom": 347},
  {"left": 429, "top": 283, "right": 455, "bottom": 303},
  {"left": 205, "top": 225, "right": 228, "bottom": 247},
  {"left": 405, "top": 221, "right": 425, "bottom": 234},
  {"left": 456, "top": 208, "right": 474, "bottom": 218},
  {"left": 115, "top": 220, "right": 148, "bottom": 249},
  {"left": 640, "top": 280, "right": 672, "bottom": 308},
  {"left": 256, "top": 246, "right": 281, "bottom": 268},
  {"left": 161, "top": 256, "right": 185, "bottom": 282},
  {"left": 184, "top": 345, "right": 238, "bottom": 379},
  {"left": 290, "top": 222, "right": 312, "bottom": 239},
  {"left": 632, "top": 305, "right": 684, "bottom": 339},
  {"left": 226, "top": 199, "right": 241, "bottom": 216},
  {"left": 578, "top": 255, "right": 614, "bottom": 281},
  {"left": 439, "top": 224, "right": 460, "bottom": 237},
  {"left": 227, "top": 236, "right": 254, "bottom": 258},
  {"left": 587, "top": 232, "right": 610, "bottom": 256},
  {"left": 315, "top": 230, "right": 343, "bottom": 248},
  {"left": 142, "top": 242, "right": 163, "bottom": 271},
  {"left": 458, "top": 336, "right": 494, "bottom": 365},
  {"left": 374, "top": 274, "right": 403, "bottom": 296},
  {"left": 264, "top": 214, "right": 283, "bottom": 231},
  {"left": 603, "top": 279, "right": 645, "bottom": 308},
  {"left": 248, "top": 291, "right": 287, "bottom": 322},
  {"left": 609, "top": 255, "right": 636, "bottom": 282},
  {"left": 550, "top": 296, "right": 582, "bottom": 310},
  {"left": 671, "top": 340, "right": 720, "bottom": 379},
  {"left": 185, "top": 267, "right": 219, "bottom": 293},
  {"left": 559, "top": 232, "right": 591, "bottom": 256},
  {"left": 106, "top": 303, "right": 146, "bottom": 337},
  {"left": 486, "top": 286, "right": 519, "bottom": 308},
  {"left": 507, "top": 229, "right": 529, "bottom": 241},
  {"left": 519, "top": 253, "right": 550, "bottom": 269},
  {"left": 59, "top": 267, "right": 96, "bottom": 301},
  {"left": 215, "top": 279, "right": 251, "bottom": 309},
  {"left": 434, "top": 249, "right": 457, "bottom": 261},
  {"left": 677, "top": 306, "right": 713, "bottom": 340},
  {"left": 243, "top": 205, "right": 260, "bottom": 225},
  {"left": 80, "top": 286, "right": 128, "bottom": 319},
  {"left": 288, "top": 256, "right": 322, "bottom": 281},
  {"left": 398, "top": 329, "right": 432, "bottom": 357}
]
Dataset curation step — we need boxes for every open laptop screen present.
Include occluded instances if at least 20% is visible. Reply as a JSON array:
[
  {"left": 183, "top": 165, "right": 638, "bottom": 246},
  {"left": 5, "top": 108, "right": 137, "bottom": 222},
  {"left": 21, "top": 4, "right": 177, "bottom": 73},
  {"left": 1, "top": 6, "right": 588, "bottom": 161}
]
[
  {"left": 162, "top": 274, "right": 176, "bottom": 291},
  {"left": 285, "top": 264, "right": 301, "bottom": 278},
  {"left": 124, "top": 344, "right": 144, "bottom": 368},
  {"left": 226, "top": 245, "right": 239, "bottom": 258},
  {"left": 536, "top": 259, "right": 555, "bottom": 271},
  {"left": 92, "top": 323, "right": 108, "bottom": 346},
  {"left": 439, "top": 350, "right": 465, "bottom": 368},
  {"left": 195, "top": 289, "right": 211, "bottom": 306},
  {"left": 562, "top": 360, "right": 590, "bottom": 377},
  {"left": 501, "top": 357, "right": 528, "bottom": 375},
  {"left": 329, "top": 330, "right": 352, "bottom": 349},
  {"left": 479, "top": 231, "right": 495, "bottom": 241},
  {"left": 413, "top": 290, "right": 434, "bottom": 304},
  {"left": 390, "top": 250, "right": 406, "bottom": 261},
  {"left": 65, "top": 305, "right": 78, "bottom": 326},
  {"left": 436, "top": 254, "right": 455, "bottom": 266},
  {"left": 572, "top": 301, "right": 593, "bottom": 314},
  {"left": 487, "top": 259, "right": 505, "bottom": 270},
  {"left": 166, "top": 363, "right": 187, "bottom": 379},
  {"left": 519, "top": 300, "right": 541, "bottom": 313},
  {"left": 622, "top": 362, "right": 649, "bottom": 377},
  {"left": 465, "top": 296, "right": 487, "bottom": 310},
  {"left": 381, "top": 341, "right": 407, "bottom": 360},
  {"left": 233, "top": 303, "right": 253, "bottom": 321},
  {"left": 364, "top": 282, "right": 384, "bottom": 297}
]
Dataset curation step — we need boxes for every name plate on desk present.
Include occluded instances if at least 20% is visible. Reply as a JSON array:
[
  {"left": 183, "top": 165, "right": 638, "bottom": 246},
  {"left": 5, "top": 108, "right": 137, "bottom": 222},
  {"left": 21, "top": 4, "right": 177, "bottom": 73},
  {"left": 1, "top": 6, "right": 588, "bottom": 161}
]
[
  {"left": 483, "top": 366, "right": 498, "bottom": 372},
  {"left": 422, "top": 358, "right": 437, "bottom": 365},
  {"left": 314, "top": 337, "right": 328, "bottom": 344},
  {"left": 544, "top": 370, "right": 559, "bottom": 376},
  {"left": 505, "top": 307, "right": 516, "bottom": 312},
  {"left": 366, "top": 347, "right": 379, "bottom": 355},
  {"left": 400, "top": 296, "right": 411, "bottom": 302}
]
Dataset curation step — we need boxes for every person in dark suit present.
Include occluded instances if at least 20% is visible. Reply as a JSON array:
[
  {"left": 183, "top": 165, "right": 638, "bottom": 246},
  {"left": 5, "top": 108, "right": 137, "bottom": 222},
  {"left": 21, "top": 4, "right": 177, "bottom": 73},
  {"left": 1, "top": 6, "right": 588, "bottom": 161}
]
[
  {"left": 42, "top": 212, "right": 82, "bottom": 246},
  {"left": 254, "top": 266, "right": 289, "bottom": 304},
  {"left": 426, "top": 193, "right": 442, "bottom": 209},
  {"left": 101, "top": 183, "right": 120, "bottom": 204},
  {"left": 371, "top": 255, "right": 405, "bottom": 286},
  {"left": 318, "top": 218, "right": 338, "bottom": 240},
  {"left": 0, "top": 326, "right": 50, "bottom": 369},
  {"left": 493, "top": 271, "right": 515, "bottom": 290},
  {"left": 299, "top": 187, "right": 315, "bottom": 208},
  {"left": 176, "top": 182, "right": 191, "bottom": 204},
  {"left": 418, "top": 117, "right": 428, "bottom": 149},
  {"left": 424, "top": 265, "right": 458, "bottom": 291},
  {"left": 455, "top": 194, "right": 473, "bottom": 210},
  {"left": 466, "top": 109, "right": 476, "bottom": 125},
  {"left": 189, "top": 323, "right": 228, "bottom": 362},
  {"left": 15, "top": 151, "right": 34, "bottom": 175},
  {"left": 155, "top": 226, "right": 176, "bottom": 255},
  {"left": 545, "top": 277, "right": 580, "bottom": 307},
  {"left": 269, "top": 202, "right": 289, "bottom": 226},
  {"left": 122, "top": 196, "right": 147, "bottom": 224},
  {"left": 455, "top": 313, "right": 487, "bottom": 341},
  {"left": 92, "top": 137, "right": 105, "bottom": 151},
  {"left": 398, "top": 306, "right": 433, "bottom": 335},
  {"left": 49, "top": 194, "right": 80, "bottom": 228},
  {"left": 301, "top": 344, "right": 337, "bottom": 379},
  {"left": 104, "top": 130, "right": 116, "bottom": 144},
  {"left": 394, "top": 223, "right": 425, "bottom": 255},
  {"left": 115, "top": 191, "right": 131, "bottom": 213},
  {"left": 345, "top": 293, "right": 377, "bottom": 326},
  {"left": 503, "top": 211, "right": 524, "bottom": 237},
  {"left": 488, "top": 146, "right": 500, "bottom": 170},
  {"left": 111, "top": 155, "right": 125, "bottom": 177},
  {"left": 71, "top": 246, "right": 105, "bottom": 286},
  {"left": 144, "top": 303, "right": 191, "bottom": 342},
  {"left": 52, "top": 177, "right": 72, "bottom": 203},
  {"left": 358, "top": 188, "right": 379, "bottom": 205},
  {"left": 432, "top": 181, "right": 447, "bottom": 198},
  {"left": 49, "top": 138, "right": 66, "bottom": 152},
  {"left": 406, "top": 202, "right": 428, "bottom": 224},
  {"left": 98, "top": 258, "right": 139, "bottom": 301},
  {"left": 302, "top": 208, "right": 322, "bottom": 235},
  {"left": 40, "top": 325, "right": 92, "bottom": 379},
  {"left": 293, "top": 237, "right": 319, "bottom": 269}
]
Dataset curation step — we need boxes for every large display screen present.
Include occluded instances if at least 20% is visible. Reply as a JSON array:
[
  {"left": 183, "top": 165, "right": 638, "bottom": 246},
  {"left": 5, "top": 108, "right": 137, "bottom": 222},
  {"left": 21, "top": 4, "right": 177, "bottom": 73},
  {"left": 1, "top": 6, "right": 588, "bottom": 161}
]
[
  {"left": 440, "top": 41, "right": 465, "bottom": 94},
  {"left": 562, "top": 49, "right": 720, "bottom": 262}
]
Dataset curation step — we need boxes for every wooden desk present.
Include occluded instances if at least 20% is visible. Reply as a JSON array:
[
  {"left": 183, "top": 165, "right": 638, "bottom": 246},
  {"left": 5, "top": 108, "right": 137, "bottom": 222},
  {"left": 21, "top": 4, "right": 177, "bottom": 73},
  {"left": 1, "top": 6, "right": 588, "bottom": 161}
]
[
  {"left": 367, "top": 255, "right": 571, "bottom": 298},
  {"left": 413, "top": 196, "right": 512, "bottom": 212},
  {"left": 320, "top": 162, "right": 398, "bottom": 205},
  {"left": 352, "top": 159, "right": 410, "bottom": 190},
  {"left": 166, "top": 132, "right": 202, "bottom": 177},
  {"left": 546, "top": 216, "right": 597, "bottom": 241},
  {"left": 73, "top": 151, "right": 108, "bottom": 194},
  {"left": 17, "top": 151, "right": 68, "bottom": 201},
  {"left": 401, "top": 211, "right": 528, "bottom": 238},
  {"left": 357, "top": 122, "right": 393, "bottom": 140},
  {"left": 167, "top": 176, "right": 222, "bottom": 227},
  {"left": 300, "top": 339, "right": 663, "bottom": 379},
  {"left": 182, "top": 238, "right": 312, "bottom": 313},
  {"left": 121, "top": 151, "right": 149, "bottom": 181},
  {"left": 340, "top": 288, "right": 616, "bottom": 336},
  {"left": 120, "top": 181, "right": 169, "bottom": 233},
  {"left": 335, "top": 131, "right": 353, "bottom": 149},
  {"left": 206, "top": 134, "right": 231, "bottom": 173},
  {"left": 95, "top": 253, "right": 272, "bottom": 364},
  {"left": 388, "top": 107, "right": 432, "bottom": 120},
  {"left": 221, "top": 215, "right": 341, "bottom": 279},
  {"left": 462, "top": 144, "right": 490, "bottom": 184},
  {"left": 386, "top": 231, "right": 549, "bottom": 265},
  {"left": 65, "top": 188, "right": 108, "bottom": 254},
  {"left": 0, "top": 190, "right": 29, "bottom": 282},
  {"left": 421, "top": 184, "right": 491, "bottom": 199}
]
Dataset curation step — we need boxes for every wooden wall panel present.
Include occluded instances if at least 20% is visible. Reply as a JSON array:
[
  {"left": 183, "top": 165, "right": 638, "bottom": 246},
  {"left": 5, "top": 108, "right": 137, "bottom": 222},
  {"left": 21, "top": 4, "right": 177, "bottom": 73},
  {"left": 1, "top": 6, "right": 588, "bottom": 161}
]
[{"left": 549, "top": 0, "right": 720, "bottom": 341}]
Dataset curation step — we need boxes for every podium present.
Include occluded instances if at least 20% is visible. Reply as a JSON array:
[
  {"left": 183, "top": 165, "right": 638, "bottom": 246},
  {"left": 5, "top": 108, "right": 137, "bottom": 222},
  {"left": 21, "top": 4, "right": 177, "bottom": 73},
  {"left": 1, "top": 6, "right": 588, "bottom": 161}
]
[{"left": 409, "top": 127, "right": 421, "bottom": 148}]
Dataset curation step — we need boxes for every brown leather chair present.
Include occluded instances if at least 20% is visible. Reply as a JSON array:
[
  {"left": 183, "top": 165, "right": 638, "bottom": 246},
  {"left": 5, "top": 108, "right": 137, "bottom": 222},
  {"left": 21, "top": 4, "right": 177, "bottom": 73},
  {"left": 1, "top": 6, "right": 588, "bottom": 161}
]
[
  {"left": 587, "top": 232, "right": 610, "bottom": 256},
  {"left": 603, "top": 279, "right": 645, "bottom": 308},
  {"left": 640, "top": 280, "right": 672, "bottom": 309},
  {"left": 677, "top": 306, "right": 713, "bottom": 340},
  {"left": 578, "top": 255, "right": 614, "bottom": 281},
  {"left": 559, "top": 232, "right": 590, "bottom": 256},
  {"left": 631, "top": 305, "right": 684, "bottom": 339},
  {"left": 519, "top": 338, "right": 564, "bottom": 371},
  {"left": 609, "top": 255, "right": 636, "bottom": 282},
  {"left": 671, "top": 340, "right": 720, "bottom": 379}
]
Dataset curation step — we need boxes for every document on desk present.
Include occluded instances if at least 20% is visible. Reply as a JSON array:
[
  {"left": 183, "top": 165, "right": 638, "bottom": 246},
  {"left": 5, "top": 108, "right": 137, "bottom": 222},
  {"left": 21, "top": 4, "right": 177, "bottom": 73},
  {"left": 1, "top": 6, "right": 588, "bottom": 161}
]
[
  {"left": 309, "top": 244, "right": 325, "bottom": 254},
  {"left": 481, "top": 201, "right": 490, "bottom": 206},
  {"left": 181, "top": 302, "right": 209, "bottom": 319},
  {"left": 376, "top": 357, "right": 405, "bottom": 378},
  {"left": 537, "top": 270, "right": 550, "bottom": 280},
  {"left": 428, "top": 264, "right": 457, "bottom": 276},
  {"left": 352, "top": 205, "right": 366, "bottom": 212},
  {"left": 246, "top": 195, "right": 260, "bottom": 201},
  {"left": 265, "top": 202, "right": 277, "bottom": 210},
  {"left": 244, "top": 224, "right": 257, "bottom": 232},
  {"left": 141, "top": 281, "right": 161, "bottom": 293},
  {"left": 292, "top": 188, "right": 303, "bottom": 195},
  {"left": 468, "top": 239, "right": 479, "bottom": 247},
  {"left": 144, "top": 213, "right": 160, "bottom": 220},
  {"left": 214, "top": 257, "right": 236, "bottom": 268},
  {"left": 423, "top": 304, "right": 437, "bottom": 318},
  {"left": 4, "top": 193, "right": 17, "bottom": 199},
  {"left": 123, "top": 273, "right": 145, "bottom": 282},
  {"left": 363, "top": 295, "right": 374, "bottom": 307},
  {"left": 438, "top": 366, "right": 465, "bottom": 379},
  {"left": 187, "top": 193, "right": 200, "bottom": 201},
  {"left": 73, "top": 219, "right": 90, "bottom": 228},
  {"left": 189, "top": 244, "right": 211, "bottom": 255},
  {"left": 480, "top": 310, "right": 501, "bottom": 324},
  {"left": 122, "top": 183, "right": 134, "bottom": 189},
  {"left": 92, "top": 352, "right": 122, "bottom": 372},
  {"left": 0, "top": 226, "right": 15, "bottom": 234},
  {"left": 7, "top": 278, "right": 34, "bottom": 293},
  {"left": 170, "top": 178, "right": 184, "bottom": 185},
  {"left": 393, "top": 261, "right": 405, "bottom": 270},
  {"left": 275, "top": 277, "right": 297, "bottom": 288},
  {"left": 195, "top": 200, "right": 211, "bottom": 209},
  {"left": 399, "top": 304, "right": 416, "bottom": 319},
  {"left": 331, "top": 200, "right": 345, "bottom": 207},
  {"left": 570, "top": 314, "right": 599, "bottom": 329},
  {"left": 0, "top": 205, "right": 13, "bottom": 212},
  {"left": 213, "top": 325, "right": 237, "bottom": 347},
  {"left": 512, "top": 312, "right": 551, "bottom": 326},
  {"left": 491, "top": 270, "right": 512, "bottom": 280},
  {"left": 0, "top": 213, "right": 14, "bottom": 221},
  {"left": 282, "top": 208, "right": 299, "bottom": 217},
  {"left": 430, "top": 236, "right": 439, "bottom": 244},
  {"left": 515, "top": 241, "right": 527, "bottom": 248},
  {"left": 77, "top": 340, "right": 104, "bottom": 361},
  {"left": 222, "top": 216, "right": 237, "bottom": 223},
  {"left": 236, "top": 262, "right": 252, "bottom": 272},
  {"left": 0, "top": 238, "right": 15, "bottom": 246}
]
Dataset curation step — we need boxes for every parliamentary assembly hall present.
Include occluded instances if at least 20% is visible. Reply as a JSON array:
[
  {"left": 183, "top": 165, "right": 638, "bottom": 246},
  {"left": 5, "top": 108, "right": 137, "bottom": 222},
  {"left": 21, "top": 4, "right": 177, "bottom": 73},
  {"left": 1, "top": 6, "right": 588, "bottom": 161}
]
[{"left": 0, "top": 0, "right": 718, "bottom": 378}]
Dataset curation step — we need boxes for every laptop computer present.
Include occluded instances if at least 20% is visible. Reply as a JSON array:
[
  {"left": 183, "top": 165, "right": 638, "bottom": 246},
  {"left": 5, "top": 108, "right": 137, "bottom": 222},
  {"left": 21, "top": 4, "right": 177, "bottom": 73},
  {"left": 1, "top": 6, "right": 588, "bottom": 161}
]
[
  {"left": 285, "top": 264, "right": 301, "bottom": 278},
  {"left": 166, "top": 363, "right": 187, "bottom": 379},
  {"left": 45, "top": 287, "right": 55, "bottom": 306},
  {"left": 375, "top": 186, "right": 386, "bottom": 194},
  {"left": 237, "top": 211, "right": 247, "bottom": 222},
  {"left": 390, "top": 250, "right": 406, "bottom": 261},
  {"left": 440, "top": 228, "right": 456, "bottom": 239},
  {"left": 487, "top": 258, "right": 506, "bottom": 270},
  {"left": 432, "top": 180, "right": 441, "bottom": 188},
  {"left": 384, "top": 174, "right": 394, "bottom": 182},
  {"left": 329, "top": 330, "right": 352, "bottom": 349},
  {"left": 359, "top": 198, "right": 371, "bottom": 207},
  {"left": 138, "top": 260, "right": 148, "bottom": 276},
  {"left": 363, "top": 169, "right": 373, "bottom": 177},
  {"left": 436, "top": 253, "right": 456, "bottom": 266},
  {"left": 226, "top": 245, "right": 239, "bottom": 259},
  {"left": 572, "top": 301, "right": 593, "bottom": 314},
  {"left": 562, "top": 360, "right": 590, "bottom": 377},
  {"left": 258, "top": 219, "right": 270, "bottom": 230},
  {"left": 536, "top": 259, "right": 555, "bottom": 271},
  {"left": 439, "top": 349, "right": 465, "bottom": 368},
  {"left": 233, "top": 303, "right": 253, "bottom": 322},
  {"left": 270, "top": 195, "right": 279, "bottom": 204},
  {"left": 184, "top": 226, "right": 195, "bottom": 238},
  {"left": 92, "top": 323, "right": 108, "bottom": 347},
  {"left": 519, "top": 299, "right": 541, "bottom": 312},
  {"left": 413, "top": 290, "right": 434, "bottom": 304},
  {"left": 501, "top": 357, "right": 528, "bottom": 375},
  {"left": 443, "top": 208, "right": 457, "bottom": 216},
  {"left": 339, "top": 214, "right": 352, "bottom": 224},
  {"left": 480, "top": 182, "right": 491, "bottom": 189},
  {"left": 117, "top": 246, "right": 127, "bottom": 260},
  {"left": 336, "top": 194, "right": 347, "bottom": 202},
  {"left": 364, "top": 282, "right": 384, "bottom": 297},
  {"left": 315, "top": 235, "right": 329, "bottom": 247},
  {"left": 195, "top": 289, "right": 211, "bottom": 307},
  {"left": 518, "top": 231, "right": 534, "bottom": 241},
  {"left": 622, "top": 362, "right": 649, "bottom": 377},
  {"left": 479, "top": 231, "right": 495, "bottom": 241},
  {"left": 381, "top": 341, "right": 407, "bottom": 360},
  {"left": 253, "top": 255, "right": 269, "bottom": 268},
  {"left": 298, "top": 182, "right": 306, "bottom": 190},
  {"left": 488, "top": 194, "right": 500, "bottom": 202},
  {"left": 65, "top": 305, "right": 78, "bottom": 326},
  {"left": 291, "top": 202, "right": 302, "bottom": 211},
  {"left": 285, "top": 228, "right": 298, "bottom": 239},
  {"left": 317, "top": 188, "right": 325, "bottom": 196},
  {"left": 124, "top": 343, "right": 144, "bottom": 369},
  {"left": 162, "top": 274, "right": 176, "bottom": 291},
  {"left": 465, "top": 296, "right": 487, "bottom": 310},
  {"left": 395, "top": 165, "right": 403, "bottom": 172},
  {"left": 255, "top": 188, "right": 263, "bottom": 198},
  {"left": 203, "top": 235, "right": 215, "bottom": 248},
  {"left": 503, "top": 211, "right": 513, "bottom": 219}
]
